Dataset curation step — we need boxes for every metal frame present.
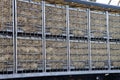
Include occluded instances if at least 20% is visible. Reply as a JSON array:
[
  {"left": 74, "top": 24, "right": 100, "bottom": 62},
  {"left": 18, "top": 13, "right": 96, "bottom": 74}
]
[
  {"left": 0, "top": 0, "right": 119, "bottom": 79},
  {"left": 66, "top": 5, "right": 70, "bottom": 71},
  {"left": 42, "top": 1, "right": 46, "bottom": 72},
  {"left": 87, "top": 9, "right": 92, "bottom": 70},
  {"left": 0, "top": 70, "right": 120, "bottom": 79},
  {"left": 13, "top": 0, "right": 18, "bottom": 73},
  {"left": 106, "top": 11, "right": 111, "bottom": 70}
]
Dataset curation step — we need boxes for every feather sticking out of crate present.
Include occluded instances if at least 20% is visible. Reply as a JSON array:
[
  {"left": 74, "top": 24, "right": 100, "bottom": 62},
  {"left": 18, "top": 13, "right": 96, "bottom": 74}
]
[
  {"left": 0, "top": 63, "right": 7, "bottom": 71},
  {"left": 0, "top": 54, "right": 13, "bottom": 61},
  {"left": 49, "top": 28, "right": 63, "bottom": 35},
  {"left": 18, "top": 46, "right": 41, "bottom": 53},
  {"left": 91, "top": 26, "right": 106, "bottom": 31},
  {"left": 21, "top": 62, "right": 38, "bottom": 70},
  {"left": 48, "top": 62, "right": 65, "bottom": 69},
  {"left": 70, "top": 48, "right": 88, "bottom": 55},
  {"left": 71, "top": 56, "right": 88, "bottom": 61},
  {"left": 91, "top": 49, "right": 107, "bottom": 55},
  {"left": 91, "top": 43, "right": 107, "bottom": 54},
  {"left": 32, "top": 0, "right": 42, "bottom": 3},
  {"left": 18, "top": 54, "right": 41, "bottom": 61},
  {"left": 47, "top": 54, "right": 67, "bottom": 60},
  {"left": 17, "top": 16, "right": 27, "bottom": 24},
  {"left": 113, "top": 62, "right": 120, "bottom": 67},
  {"left": 92, "top": 56, "right": 108, "bottom": 61},
  {"left": 111, "top": 56, "right": 120, "bottom": 61},
  {"left": 20, "top": 10, "right": 32, "bottom": 16},
  {"left": 72, "top": 62, "right": 85, "bottom": 68},
  {"left": 93, "top": 62, "right": 105, "bottom": 68},
  {"left": 72, "top": 30, "right": 85, "bottom": 36},
  {"left": 46, "top": 41, "right": 66, "bottom": 47},
  {"left": 46, "top": 47, "right": 54, "bottom": 54}
]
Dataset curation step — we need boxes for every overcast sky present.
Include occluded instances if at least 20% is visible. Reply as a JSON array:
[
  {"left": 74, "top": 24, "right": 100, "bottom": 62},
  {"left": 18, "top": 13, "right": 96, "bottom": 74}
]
[{"left": 96, "top": 0, "right": 119, "bottom": 6}]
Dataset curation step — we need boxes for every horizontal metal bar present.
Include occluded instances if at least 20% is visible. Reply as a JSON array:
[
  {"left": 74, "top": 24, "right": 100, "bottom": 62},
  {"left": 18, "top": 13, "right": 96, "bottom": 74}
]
[{"left": 0, "top": 70, "right": 120, "bottom": 79}]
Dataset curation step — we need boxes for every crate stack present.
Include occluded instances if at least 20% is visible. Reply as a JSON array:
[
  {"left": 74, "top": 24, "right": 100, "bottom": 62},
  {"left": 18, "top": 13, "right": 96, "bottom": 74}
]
[
  {"left": 69, "top": 8, "right": 89, "bottom": 70},
  {"left": 109, "top": 14, "right": 120, "bottom": 69},
  {"left": 69, "top": 8, "right": 87, "bottom": 37},
  {"left": 90, "top": 12, "right": 106, "bottom": 38},
  {"left": 16, "top": 1, "right": 43, "bottom": 72},
  {"left": 0, "top": 0, "right": 119, "bottom": 74},
  {"left": 17, "top": 39, "right": 42, "bottom": 71},
  {"left": 46, "top": 40, "right": 67, "bottom": 70},
  {"left": 70, "top": 41, "right": 89, "bottom": 69},
  {"left": 110, "top": 43, "right": 120, "bottom": 69},
  {"left": 46, "top": 5, "right": 66, "bottom": 35},
  {"left": 0, "top": 0, "right": 13, "bottom": 73},
  {"left": 0, "top": 0, "right": 13, "bottom": 31},
  {"left": 109, "top": 14, "right": 120, "bottom": 39},
  {"left": 91, "top": 42, "right": 108, "bottom": 69},
  {"left": 0, "top": 38, "right": 13, "bottom": 71},
  {"left": 17, "top": 1, "right": 42, "bottom": 33},
  {"left": 45, "top": 4, "right": 67, "bottom": 70}
]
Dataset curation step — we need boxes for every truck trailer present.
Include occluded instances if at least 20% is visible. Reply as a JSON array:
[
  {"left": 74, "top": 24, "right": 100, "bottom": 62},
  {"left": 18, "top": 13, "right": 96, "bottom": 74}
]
[{"left": 0, "top": 0, "right": 119, "bottom": 79}]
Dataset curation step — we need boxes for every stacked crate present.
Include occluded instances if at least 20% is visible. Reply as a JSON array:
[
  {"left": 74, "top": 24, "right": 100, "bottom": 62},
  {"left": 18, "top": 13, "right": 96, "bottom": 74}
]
[
  {"left": 17, "top": 39, "right": 43, "bottom": 70},
  {"left": 91, "top": 42, "right": 108, "bottom": 68},
  {"left": 109, "top": 13, "right": 120, "bottom": 69},
  {"left": 0, "top": 38, "right": 13, "bottom": 71},
  {"left": 109, "top": 14, "right": 120, "bottom": 39},
  {"left": 69, "top": 8, "right": 87, "bottom": 37},
  {"left": 70, "top": 41, "right": 89, "bottom": 69},
  {"left": 90, "top": 12, "right": 106, "bottom": 38},
  {"left": 110, "top": 43, "right": 120, "bottom": 68},
  {"left": 0, "top": 0, "right": 13, "bottom": 72},
  {"left": 0, "top": 0, "right": 119, "bottom": 73},
  {"left": 45, "top": 5, "right": 66, "bottom": 35},
  {"left": 16, "top": 1, "right": 43, "bottom": 71},
  {"left": 17, "top": 1, "right": 42, "bottom": 33},
  {"left": 46, "top": 40, "right": 67, "bottom": 69},
  {"left": 0, "top": 0, "right": 13, "bottom": 31}
]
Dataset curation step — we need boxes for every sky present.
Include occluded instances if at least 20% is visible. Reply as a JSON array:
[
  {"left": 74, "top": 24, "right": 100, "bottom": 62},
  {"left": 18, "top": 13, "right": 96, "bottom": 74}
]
[{"left": 96, "top": 0, "right": 119, "bottom": 6}]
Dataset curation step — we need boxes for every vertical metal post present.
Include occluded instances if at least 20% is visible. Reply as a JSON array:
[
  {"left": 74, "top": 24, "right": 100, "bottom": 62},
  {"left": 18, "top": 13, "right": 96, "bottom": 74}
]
[
  {"left": 66, "top": 5, "right": 70, "bottom": 71},
  {"left": 12, "top": 0, "right": 17, "bottom": 73},
  {"left": 87, "top": 9, "right": 92, "bottom": 70},
  {"left": 42, "top": 1, "right": 46, "bottom": 72},
  {"left": 106, "top": 11, "right": 111, "bottom": 70}
]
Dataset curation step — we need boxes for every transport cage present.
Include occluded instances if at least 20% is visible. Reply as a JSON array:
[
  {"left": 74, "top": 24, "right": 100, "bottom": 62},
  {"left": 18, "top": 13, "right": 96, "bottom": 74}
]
[
  {"left": 91, "top": 41, "right": 108, "bottom": 69},
  {"left": 0, "top": 0, "right": 14, "bottom": 74},
  {"left": 16, "top": 0, "right": 43, "bottom": 73},
  {"left": 17, "top": 1, "right": 42, "bottom": 33},
  {"left": 69, "top": 8, "right": 88, "bottom": 37},
  {"left": 45, "top": 5, "right": 66, "bottom": 35},
  {"left": 110, "top": 42, "right": 120, "bottom": 69},
  {"left": 109, "top": 13, "right": 120, "bottom": 39},
  {"left": 0, "top": 38, "right": 13, "bottom": 73},
  {"left": 0, "top": 0, "right": 13, "bottom": 32},
  {"left": 0, "top": 0, "right": 120, "bottom": 79},
  {"left": 90, "top": 11, "right": 107, "bottom": 38},
  {"left": 17, "top": 38, "right": 43, "bottom": 72},
  {"left": 70, "top": 40, "right": 89, "bottom": 70},
  {"left": 46, "top": 39, "right": 67, "bottom": 71}
]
